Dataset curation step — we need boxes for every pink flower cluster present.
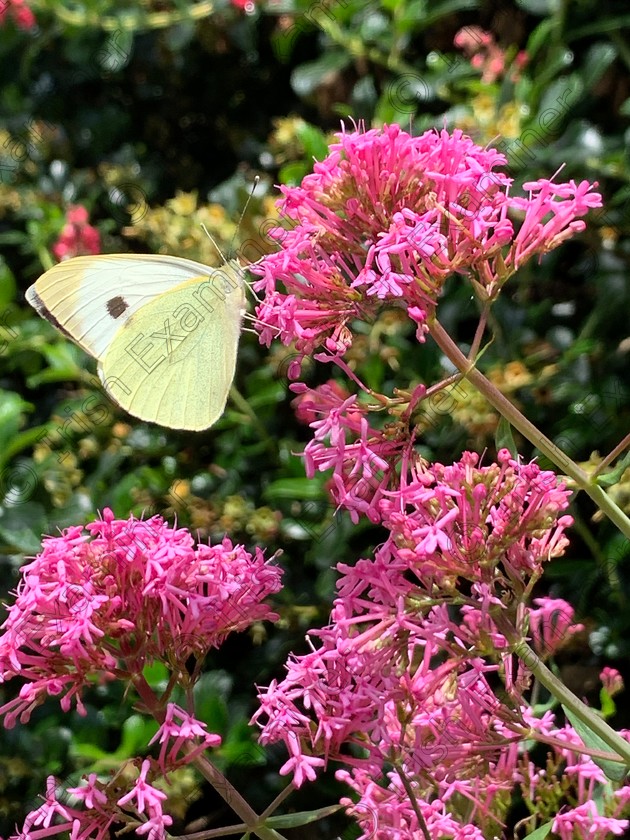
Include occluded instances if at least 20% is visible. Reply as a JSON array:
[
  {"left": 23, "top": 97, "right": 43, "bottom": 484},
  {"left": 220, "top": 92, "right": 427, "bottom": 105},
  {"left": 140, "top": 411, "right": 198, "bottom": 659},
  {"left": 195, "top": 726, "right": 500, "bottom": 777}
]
[
  {"left": 13, "top": 760, "right": 175, "bottom": 840},
  {"left": 149, "top": 702, "right": 222, "bottom": 771},
  {"left": 0, "top": 0, "right": 35, "bottom": 30},
  {"left": 252, "top": 124, "right": 600, "bottom": 357},
  {"left": 52, "top": 205, "right": 101, "bottom": 261},
  {"left": 294, "top": 381, "right": 573, "bottom": 554},
  {"left": 253, "top": 444, "right": 627, "bottom": 835},
  {"left": 252, "top": 340, "right": 621, "bottom": 835},
  {"left": 0, "top": 509, "right": 282, "bottom": 727},
  {"left": 454, "top": 25, "right": 528, "bottom": 83},
  {"left": 249, "top": 125, "right": 618, "bottom": 836},
  {"left": 254, "top": 450, "right": 577, "bottom": 766}
]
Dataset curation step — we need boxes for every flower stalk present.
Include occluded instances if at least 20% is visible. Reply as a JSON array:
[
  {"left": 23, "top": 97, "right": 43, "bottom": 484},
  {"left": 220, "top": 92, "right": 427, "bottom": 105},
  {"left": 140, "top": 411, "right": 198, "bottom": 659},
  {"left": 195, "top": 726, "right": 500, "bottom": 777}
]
[{"left": 428, "top": 317, "right": 630, "bottom": 540}]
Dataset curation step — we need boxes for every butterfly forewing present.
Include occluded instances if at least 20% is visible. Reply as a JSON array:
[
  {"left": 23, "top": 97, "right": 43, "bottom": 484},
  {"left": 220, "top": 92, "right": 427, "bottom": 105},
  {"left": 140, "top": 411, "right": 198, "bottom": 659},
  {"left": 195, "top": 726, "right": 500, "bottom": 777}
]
[{"left": 26, "top": 254, "right": 219, "bottom": 360}]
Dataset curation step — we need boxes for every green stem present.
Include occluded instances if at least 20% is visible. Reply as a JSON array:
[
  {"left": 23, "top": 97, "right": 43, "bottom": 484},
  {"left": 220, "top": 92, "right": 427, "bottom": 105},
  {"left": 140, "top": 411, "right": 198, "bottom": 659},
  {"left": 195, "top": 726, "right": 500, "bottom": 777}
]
[
  {"left": 131, "top": 675, "right": 287, "bottom": 840},
  {"left": 187, "top": 751, "right": 288, "bottom": 840},
  {"left": 591, "top": 431, "right": 630, "bottom": 478},
  {"left": 511, "top": 639, "right": 630, "bottom": 767},
  {"left": 38, "top": 246, "right": 53, "bottom": 271},
  {"left": 396, "top": 764, "right": 431, "bottom": 840},
  {"left": 228, "top": 384, "right": 275, "bottom": 449},
  {"left": 428, "top": 318, "right": 630, "bottom": 540},
  {"left": 314, "top": 14, "right": 420, "bottom": 76},
  {"left": 30, "top": 0, "right": 216, "bottom": 32}
]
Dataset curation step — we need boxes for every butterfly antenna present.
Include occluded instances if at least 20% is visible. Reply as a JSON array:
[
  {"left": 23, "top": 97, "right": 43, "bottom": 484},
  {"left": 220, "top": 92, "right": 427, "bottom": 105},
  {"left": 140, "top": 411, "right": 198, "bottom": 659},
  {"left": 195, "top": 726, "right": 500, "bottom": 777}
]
[
  {"left": 231, "top": 175, "right": 263, "bottom": 306},
  {"left": 201, "top": 176, "right": 263, "bottom": 306},
  {"left": 200, "top": 174, "right": 260, "bottom": 262},
  {"left": 231, "top": 174, "right": 260, "bottom": 254},
  {"left": 200, "top": 223, "right": 228, "bottom": 264}
]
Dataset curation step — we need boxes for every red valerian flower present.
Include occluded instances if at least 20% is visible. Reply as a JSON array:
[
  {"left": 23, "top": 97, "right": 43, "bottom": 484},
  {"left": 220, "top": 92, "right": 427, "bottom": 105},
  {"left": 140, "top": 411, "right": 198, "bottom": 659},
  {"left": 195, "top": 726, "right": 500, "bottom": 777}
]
[
  {"left": 0, "top": 509, "right": 282, "bottom": 727},
  {"left": 0, "top": 0, "right": 36, "bottom": 30},
  {"left": 252, "top": 124, "right": 600, "bottom": 358},
  {"left": 52, "top": 205, "right": 101, "bottom": 261}
]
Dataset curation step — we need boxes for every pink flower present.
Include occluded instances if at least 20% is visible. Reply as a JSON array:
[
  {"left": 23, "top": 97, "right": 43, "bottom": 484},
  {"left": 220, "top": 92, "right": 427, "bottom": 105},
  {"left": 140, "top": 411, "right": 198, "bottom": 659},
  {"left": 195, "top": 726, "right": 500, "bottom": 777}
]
[
  {"left": 68, "top": 774, "right": 108, "bottom": 811},
  {"left": 10, "top": 762, "right": 180, "bottom": 840},
  {"left": 527, "top": 597, "right": 583, "bottom": 657},
  {"left": 253, "top": 447, "right": 587, "bottom": 840},
  {"left": 0, "top": 0, "right": 36, "bottom": 30},
  {"left": 10, "top": 775, "right": 115, "bottom": 840},
  {"left": 22, "top": 777, "right": 72, "bottom": 831},
  {"left": 52, "top": 205, "right": 101, "bottom": 261},
  {"left": 298, "top": 389, "right": 404, "bottom": 524},
  {"left": 149, "top": 703, "right": 222, "bottom": 770},
  {"left": 601, "top": 666, "right": 624, "bottom": 697},
  {"left": 252, "top": 125, "right": 600, "bottom": 361},
  {"left": 278, "top": 731, "right": 325, "bottom": 787},
  {"left": 117, "top": 760, "right": 173, "bottom": 840},
  {"left": 0, "top": 509, "right": 282, "bottom": 726},
  {"left": 553, "top": 801, "right": 628, "bottom": 840},
  {"left": 453, "top": 26, "right": 526, "bottom": 83},
  {"left": 293, "top": 380, "right": 354, "bottom": 426}
]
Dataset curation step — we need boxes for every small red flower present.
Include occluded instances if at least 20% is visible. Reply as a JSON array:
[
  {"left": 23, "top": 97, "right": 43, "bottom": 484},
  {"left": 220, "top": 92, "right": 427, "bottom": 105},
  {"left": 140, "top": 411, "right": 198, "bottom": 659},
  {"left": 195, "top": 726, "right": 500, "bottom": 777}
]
[{"left": 52, "top": 204, "right": 101, "bottom": 261}]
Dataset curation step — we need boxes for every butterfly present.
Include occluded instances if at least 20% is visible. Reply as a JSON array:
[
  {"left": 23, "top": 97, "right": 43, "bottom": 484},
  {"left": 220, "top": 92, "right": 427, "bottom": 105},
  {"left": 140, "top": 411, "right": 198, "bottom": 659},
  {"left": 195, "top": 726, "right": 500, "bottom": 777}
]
[{"left": 26, "top": 254, "right": 247, "bottom": 431}]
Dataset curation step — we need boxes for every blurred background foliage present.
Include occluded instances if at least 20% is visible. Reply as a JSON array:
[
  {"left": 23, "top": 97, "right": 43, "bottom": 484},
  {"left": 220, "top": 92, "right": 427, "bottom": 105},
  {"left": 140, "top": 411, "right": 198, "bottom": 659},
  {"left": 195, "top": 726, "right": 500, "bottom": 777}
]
[{"left": 1, "top": 0, "right": 630, "bottom": 836}]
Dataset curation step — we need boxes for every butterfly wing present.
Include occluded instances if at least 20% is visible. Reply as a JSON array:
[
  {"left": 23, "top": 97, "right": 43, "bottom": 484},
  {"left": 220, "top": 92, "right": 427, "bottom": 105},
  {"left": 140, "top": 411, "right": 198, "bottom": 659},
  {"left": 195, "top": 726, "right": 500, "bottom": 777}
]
[
  {"left": 26, "top": 254, "right": 217, "bottom": 360},
  {"left": 98, "top": 260, "right": 246, "bottom": 431}
]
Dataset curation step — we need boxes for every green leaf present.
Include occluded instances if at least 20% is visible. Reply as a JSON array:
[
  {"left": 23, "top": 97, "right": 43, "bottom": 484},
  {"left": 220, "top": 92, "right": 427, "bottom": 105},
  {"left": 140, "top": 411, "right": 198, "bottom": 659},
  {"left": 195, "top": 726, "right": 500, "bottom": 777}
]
[
  {"left": 0, "top": 258, "right": 17, "bottom": 306},
  {"left": 295, "top": 121, "right": 329, "bottom": 162},
  {"left": 526, "top": 18, "right": 559, "bottom": 60},
  {"left": 279, "top": 160, "right": 309, "bottom": 186},
  {"left": 2, "top": 424, "right": 52, "bottom": 467},
  {"left": 495, "top": 416, "right": 518, "bottom": 458},
  {"left": 0, "top": 391, "right": 33, "bottom": 466},
  {"left": 221, "top": 720, "right": 266, "bottom": 767},
  {"left": 567, "top": 15, "right": 630, "bottom": 41},
  {"left": 291, "top": 52, "right": 351, "bottom": 97},
  {"left": 266, "top": 804, "right": 344, "bottom": 828},
  {"left": 535, "top": 76, "right": 584, "bottom": 137},
  {"left": 600, "top": 688, "right": 617, "bottom": 720},
  {"left": 98, "top": 29, "right": 134, "bottom": 74},
  {"left": 193, "top": 680, "right": 230, "bottom": 734},
  {"left": 562, "top": 706, "right": 629, "bottom": 782},
  {"left": 596, "top": 451, "right": 630, "bottom": 488},
  {"left": 516, "top": 0, "right": 560, "bottom": 14},
  {"left": 114, "top": 714, "right": 159, "bottom": 760},
  {"left": 581, "top": 43, "right": 617, "bottom": 91},
  {"left": 0, "top": 501, "right": 47, "bottom": 554},
  {"left": 142, "top": 660, "right": 170, "bottom": 691},
  {"left": 265, "top": 477, "right": 327, "bottom": 502},
  {"left": 71, "top": 743, "right": 111, "bottom": 762},
  {"left": 403, "top": 0, "right": 478, "bottom": 30},
  {"left": 524, "top": 820, "right": 554, "bottom": 840}
]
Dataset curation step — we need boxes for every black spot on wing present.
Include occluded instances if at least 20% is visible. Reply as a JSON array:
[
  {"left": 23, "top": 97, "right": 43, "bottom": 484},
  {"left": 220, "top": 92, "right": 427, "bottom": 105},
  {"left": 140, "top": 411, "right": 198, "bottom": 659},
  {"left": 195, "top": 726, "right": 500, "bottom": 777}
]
[{"left": 107, "top": 295, "right": 129, "bottom": 319}]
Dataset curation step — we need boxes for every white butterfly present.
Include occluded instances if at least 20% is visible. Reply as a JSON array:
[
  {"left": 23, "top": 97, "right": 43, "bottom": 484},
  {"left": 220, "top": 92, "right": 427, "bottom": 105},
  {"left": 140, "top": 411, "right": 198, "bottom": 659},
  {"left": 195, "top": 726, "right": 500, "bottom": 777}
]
[{"left": 26, "top": 254, "right": 246, "bottom": 431}]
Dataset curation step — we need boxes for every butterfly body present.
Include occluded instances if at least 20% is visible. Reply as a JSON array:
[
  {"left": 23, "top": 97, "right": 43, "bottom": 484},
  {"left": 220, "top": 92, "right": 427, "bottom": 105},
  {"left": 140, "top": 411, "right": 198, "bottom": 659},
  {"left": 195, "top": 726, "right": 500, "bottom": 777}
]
[{"left": 26, "top": 254, "right": 246, "bottom": 431}]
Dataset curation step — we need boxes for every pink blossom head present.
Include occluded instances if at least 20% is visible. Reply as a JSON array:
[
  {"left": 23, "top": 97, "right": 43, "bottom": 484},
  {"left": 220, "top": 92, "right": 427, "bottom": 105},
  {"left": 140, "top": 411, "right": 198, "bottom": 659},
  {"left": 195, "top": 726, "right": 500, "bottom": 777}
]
[
  {"left": 0, "top": 0, "right": 36, "bottom": 30},
  {"left": 601, "top": 666, "right": 624, "bottom": 698},
  {"left": 252, "top": 125, "right": 600, "bottom": 359},
  {"left": 52, "top": 204, "right": 101, "bottom": 261},
  {"left": 0, "top": 509, "right": 282, "bottom": 727}
]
